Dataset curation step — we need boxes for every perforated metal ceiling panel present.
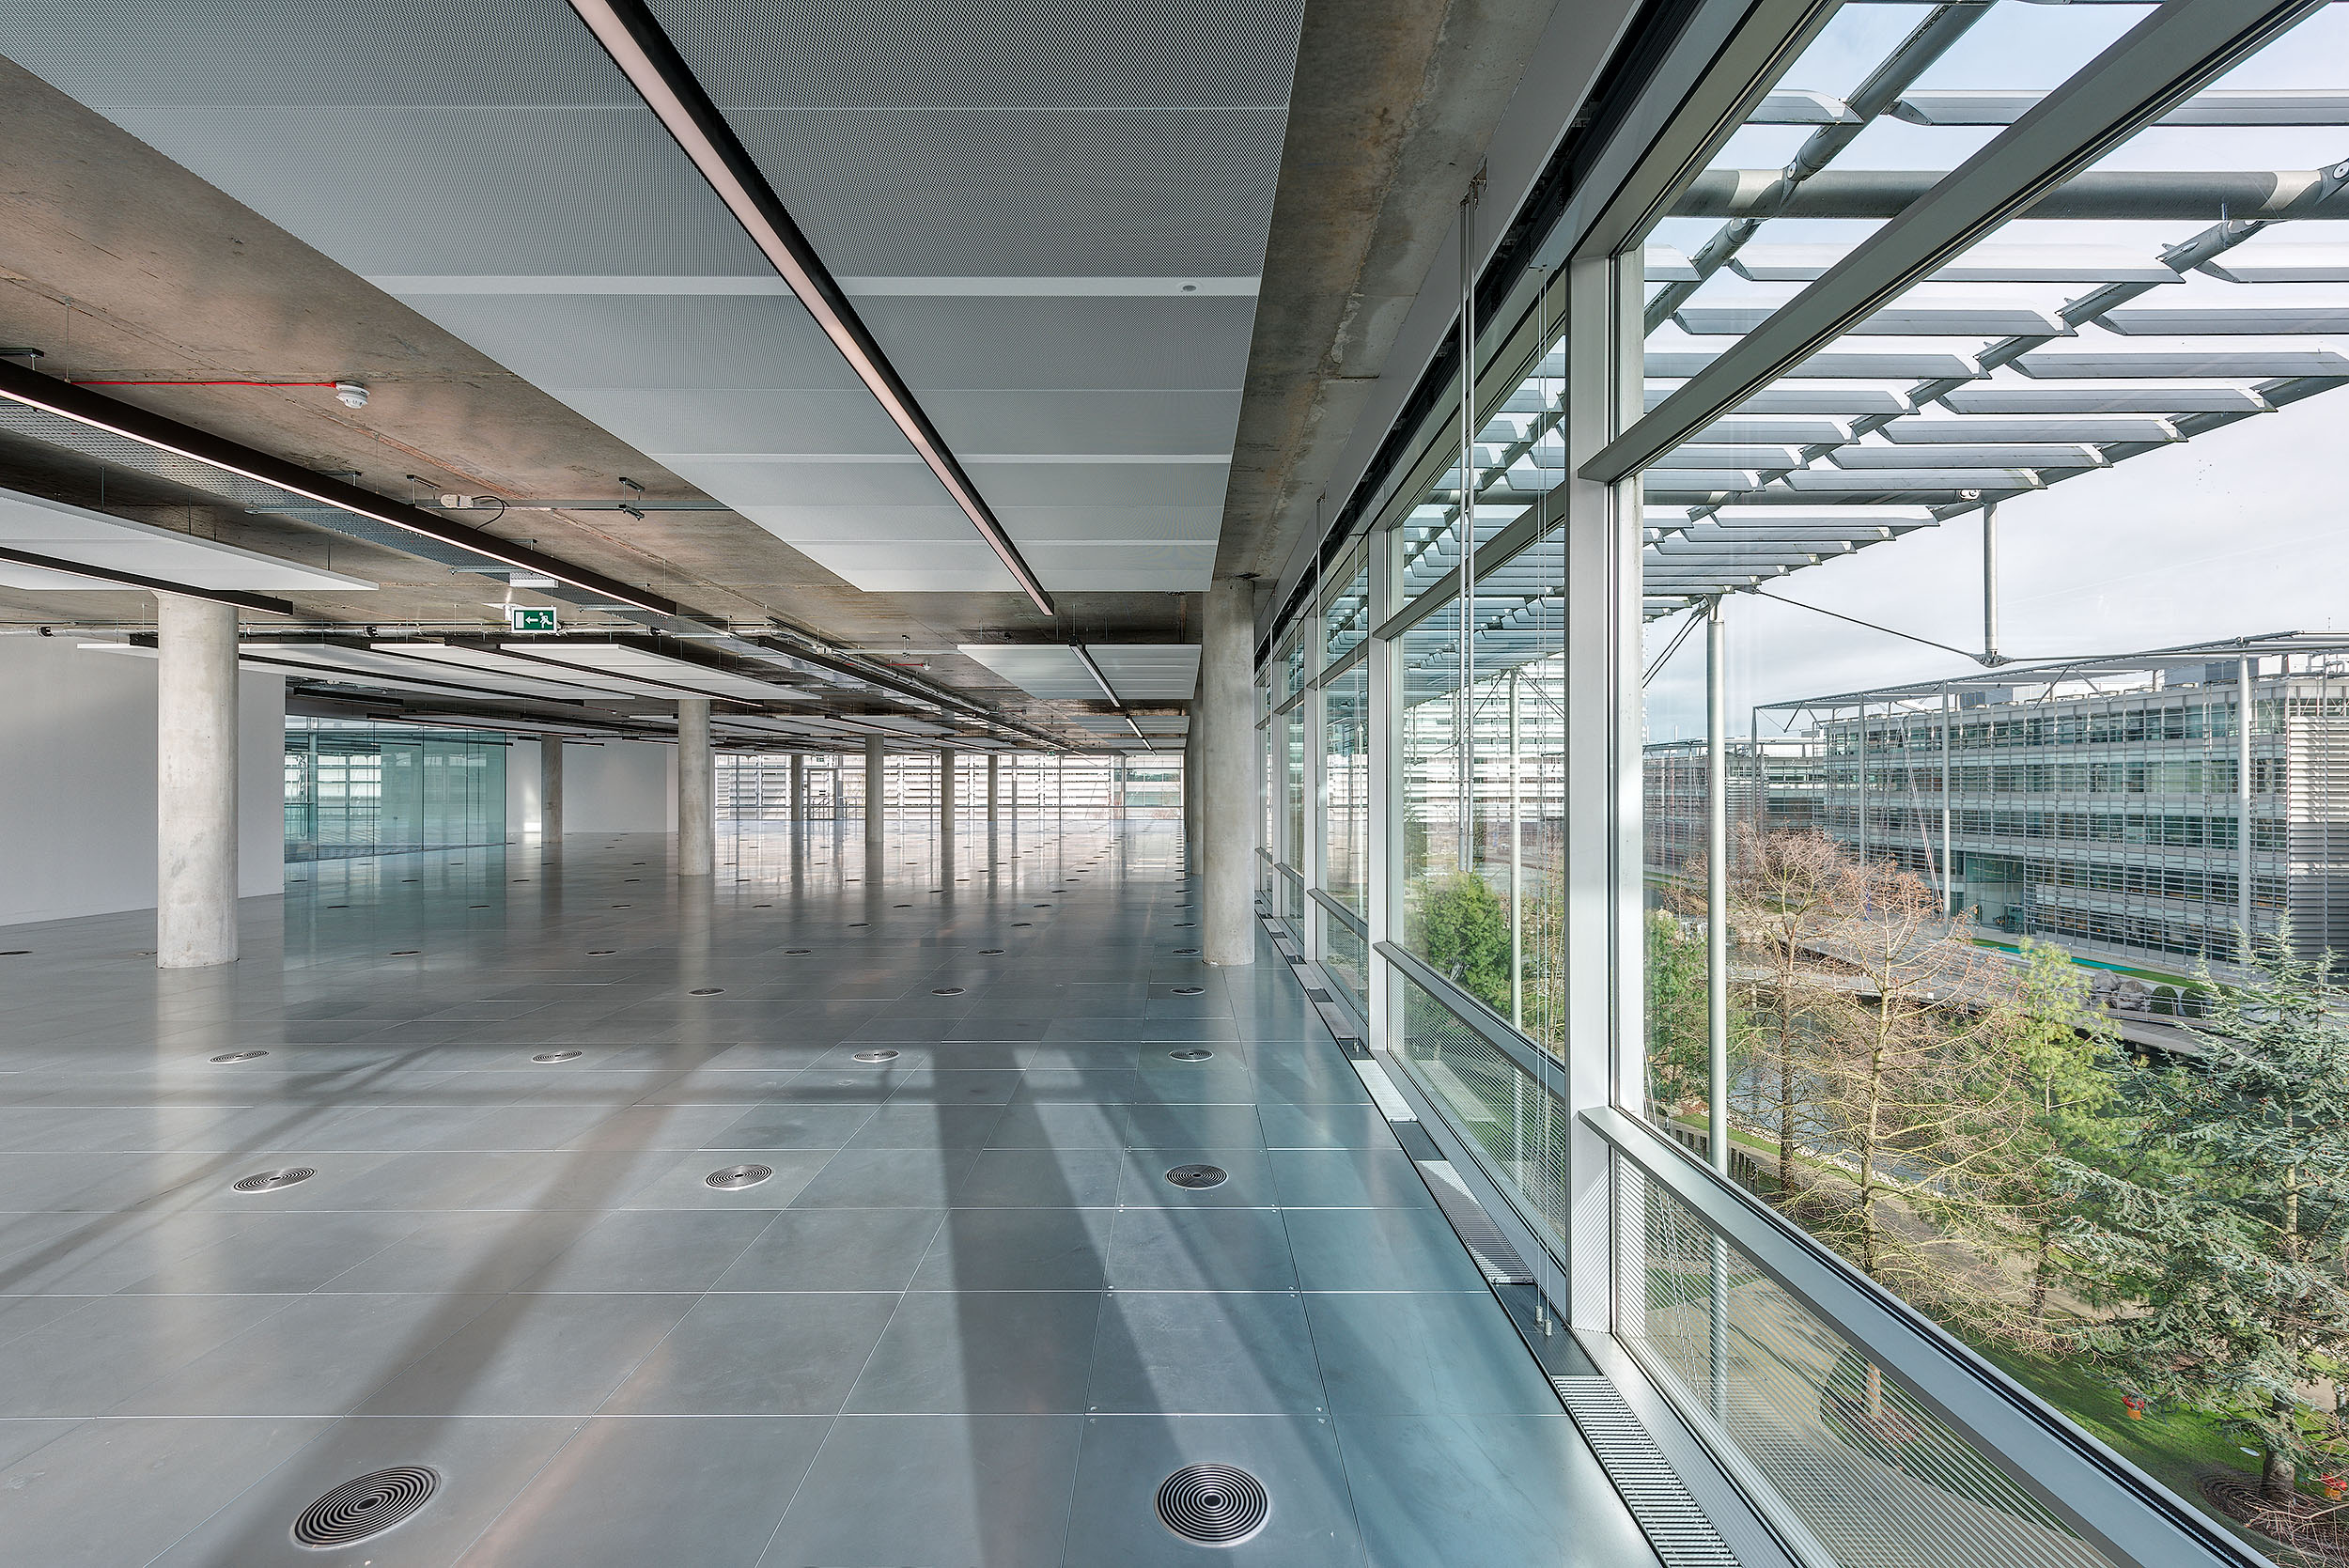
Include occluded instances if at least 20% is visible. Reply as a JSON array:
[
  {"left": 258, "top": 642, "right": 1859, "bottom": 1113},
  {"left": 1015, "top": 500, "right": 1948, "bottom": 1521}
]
[
  {"left": 0, "top": 0, "right": 1306, "bottom": 596},
  {"left": 1088, "top": 644, "right": 1201, "bottom": 700}
]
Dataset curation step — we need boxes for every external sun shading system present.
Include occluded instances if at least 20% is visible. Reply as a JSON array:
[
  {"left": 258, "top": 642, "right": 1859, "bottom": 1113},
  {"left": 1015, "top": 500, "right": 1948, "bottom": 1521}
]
[
  {"left": 565, "top": 0, "right": 1055, "bottom": 616},
  {"left": 1580, "top": 3, "right": 2349, "bottom": 619}
]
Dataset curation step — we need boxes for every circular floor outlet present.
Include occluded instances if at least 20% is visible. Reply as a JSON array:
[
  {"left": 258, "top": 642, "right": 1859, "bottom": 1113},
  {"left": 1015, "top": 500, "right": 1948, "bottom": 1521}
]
[
  {"left": 848, "top": 922, "right": 870, "bottom": 928},
  {"left": 852, "top": 1048, "right": 900, "bottom": 1063},
  {"left": 705, "top": 1163, "right": 773, "bottom": 1190},
  {"left": 390, "top": 950, "right": 419, "bottom": 956},
  {"left": 1174, "top": 947, "right": 1200, "bottom": 955},
  {"left": 978, "top": 948, "right": 1004, "bottom": 955},
  {"left": 1165, "top": 1163, "right": 1229, "bottom": 1189},
  {"left": 533, "top": 1050, "right": 583, "bottom": 1063},
  {"left": 1171, "top": 986, "right": 1205, "bottom": 996},
  {"left": 1168, "top": 1048, "right": 1215, "bottom": 1062},
  {"left": 931, "top": 986, "right": 965, "bottom": 996},
  {"left": 1013, "top": 922, "right": 1033, "bottom": 928},
  {"left": 292, "top": 1465, "right": 438, "bottom": 1549},
  {"left": 784, "top": 948, "right": 813, "bottom": 955},
  {"left": 588, "top": 949, "right": 616, "bottom": 955},
  {"left": 1174, "top": 923, "right": 1195, "bottom": 929},
  {"left": 894, "top": 904, "right": 912, "bottom": 908},
  {"left": 233, "top": 1167, "right": 315, "bottom": 1193},
  {"left": 1157, "top": 1465, "right": 1268, "bottom": 1545},
  {"left": 210, "top": 1050, "right": 269, "bottom": 1064},
  {"left": 690, "top": 987, "right": 723, "bottom": 996}
]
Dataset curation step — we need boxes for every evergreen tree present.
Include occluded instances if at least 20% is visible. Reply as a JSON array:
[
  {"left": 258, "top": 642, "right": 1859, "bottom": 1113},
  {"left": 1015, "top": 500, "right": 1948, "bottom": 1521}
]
[
  {"left": 2056, "top": 930, "right": 2349, "bottom": 1504},
  {"left": 1412, "top": 871, "right": 1513, "bottom": 1016}
]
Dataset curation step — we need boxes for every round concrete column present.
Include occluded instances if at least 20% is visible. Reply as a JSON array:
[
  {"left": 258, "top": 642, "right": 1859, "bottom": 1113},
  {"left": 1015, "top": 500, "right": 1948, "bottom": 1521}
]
[
  {"left": 939, "top": 748, "right": 957, "bottom": 854},
  {"left": 1200, "top": 577, "right": 1256, "bottom": 967},
  {"left": 155, "top": 593, "right": 240, "bottom": 969},
  {"left": 677, "top": 698, "right": 713, "bottom": 877},
  {"left": 789, "top": 753, "right": 806, "bottom": 823},
  {"left": 863, "top": 735, "right": 886, "bottom": 851},
  {"left": 539, "top": 737, "right": 564, "bottom": 844},
  {"left": 987, "top": 753, "right": 1000, "bottom": 825}
]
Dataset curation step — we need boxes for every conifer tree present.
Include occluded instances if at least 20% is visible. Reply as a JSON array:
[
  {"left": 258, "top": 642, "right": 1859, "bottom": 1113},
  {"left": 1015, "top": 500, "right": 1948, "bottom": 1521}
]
[{"left": 2057, "top": 931, "right": 2349, "bottom": 1505}]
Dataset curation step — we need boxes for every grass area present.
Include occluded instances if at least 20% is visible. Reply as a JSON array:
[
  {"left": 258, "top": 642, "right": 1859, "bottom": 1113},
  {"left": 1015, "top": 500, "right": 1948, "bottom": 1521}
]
[{"left": 1975, "top": 1343, "right": 2338, "bottom": 1562}]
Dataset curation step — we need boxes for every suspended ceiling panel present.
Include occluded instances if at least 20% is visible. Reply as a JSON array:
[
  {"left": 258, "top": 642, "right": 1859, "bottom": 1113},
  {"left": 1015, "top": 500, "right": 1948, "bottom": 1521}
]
[
  {"left": 0, "top": 488, "right": 376, "bottom": 593},
  {"left": 958, "top": 642, "right": 1198, "bottom": 702},
  {"left": 958, "top": 644, "right": 1097, "bottom": 701},
  {"left": 0, "top": 0, "right": 1305, "bottom": 597},
  {"left": 1087, "top": 644, "right": 1201, "bottom": 701},
  {"left": 500, "top": 641, "right": 814, "bottom": 702}
]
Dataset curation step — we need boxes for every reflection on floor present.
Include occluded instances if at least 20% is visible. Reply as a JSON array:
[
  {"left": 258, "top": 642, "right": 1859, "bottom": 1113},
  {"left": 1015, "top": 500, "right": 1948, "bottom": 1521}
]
[{"left": 0, "top": 820, "right": 1657, "bottom": 1567}]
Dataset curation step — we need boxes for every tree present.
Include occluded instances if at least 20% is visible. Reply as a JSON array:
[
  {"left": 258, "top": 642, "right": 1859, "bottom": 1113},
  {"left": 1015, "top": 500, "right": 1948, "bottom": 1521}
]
[
  {"left": 1412, "top": 871, "right": 1513, "bottom": 1016},
  {"left": 2056, "top": 930, "right": 2349, "bottom": 1505},
  {"left": 1714, "top": 827, "right": 1858, "bottom": 1198},
  {"left": 1943, "top": 939, "right": 2133, "bottom": 1347},
  {"left": 1644, "top": 908, "right": 1707, "bottom": 1118},
  {"left": 1793, "top": 855, "right": 2042, "bottom": 1333}
]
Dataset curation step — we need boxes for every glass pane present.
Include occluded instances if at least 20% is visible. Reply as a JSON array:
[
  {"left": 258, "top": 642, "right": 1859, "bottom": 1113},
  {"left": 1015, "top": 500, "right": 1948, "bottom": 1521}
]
[
  {"left": 1325, "top": 552, "right": 1371, "bottom": 666},
  {"left": 1323, "top": 660, "right": 1369, "bottom": 916},
  {"left": 1469, "top": 526, "right": 1565, "bottom": 1043},
  {"left": 1399, "top": 614, "right": 1466, "bottom": 974}
]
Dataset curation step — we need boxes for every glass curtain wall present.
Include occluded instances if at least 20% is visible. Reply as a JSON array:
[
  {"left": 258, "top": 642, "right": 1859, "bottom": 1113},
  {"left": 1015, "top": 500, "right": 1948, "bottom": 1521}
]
[
  {"left": 1243, "top": 0, "right": 2349, "bottom": 1561},
  {"left": 284, "top": 719, "right": 506, "bottom": 862}
]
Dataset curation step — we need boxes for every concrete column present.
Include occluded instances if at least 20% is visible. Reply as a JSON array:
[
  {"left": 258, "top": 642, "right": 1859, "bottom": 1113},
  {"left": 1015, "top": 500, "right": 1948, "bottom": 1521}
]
[
  {"left": 790, "top": 753, "right": 806, "bottom": 823},
  {"left": 540, "top": 737, "right": 564, "bottom": 843},
  {"left": 864, "top": 735, "right": 886, "bottom": 851},
  {"left": 940, "top": 748, "right": 957, "bottom": 854},
  {"left": 677, "top": 698, "right": 713, "bottom": 877},
  {"left": 156, "top": 593, "right": 240, "bottom": 969},
  {"left": 1184, "top": 727, "right": 1200, "bottom": 867},
  {"left": 987, "top": 753, "right": 1000, "bottom": 825},
  {"left": 1201, "top": 577, "right": 1256, "bottom": 966}
]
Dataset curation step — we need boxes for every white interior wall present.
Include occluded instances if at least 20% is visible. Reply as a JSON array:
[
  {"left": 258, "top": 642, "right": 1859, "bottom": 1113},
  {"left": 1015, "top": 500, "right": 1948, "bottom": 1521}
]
[
  {"left": 507, "top": 736, "right": 540, "bottom": 837},
  {"left": 562, "top": 739, "right": 677, "bottom": 834},
  {"left": 0, "top": 636, "right": 285, "bottom": 926}
]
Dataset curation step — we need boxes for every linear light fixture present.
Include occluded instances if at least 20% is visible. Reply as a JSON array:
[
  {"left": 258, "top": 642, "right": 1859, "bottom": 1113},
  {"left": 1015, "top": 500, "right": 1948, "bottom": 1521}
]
[
  {"left": 1070, "top": 643, "right": 1120, "bottom": 704},
  {"left": 0, "top": 360, "right": 677, "bottom": 616},
  {"left": 568, "top": 0, "right": 1057, "bottom": 616}
]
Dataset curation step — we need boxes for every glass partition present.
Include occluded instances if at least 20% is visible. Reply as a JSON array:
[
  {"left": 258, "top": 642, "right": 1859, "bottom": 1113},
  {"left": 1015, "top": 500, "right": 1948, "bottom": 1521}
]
[{"left": 284, "top": 720, "right": 506, "bottom": 862}]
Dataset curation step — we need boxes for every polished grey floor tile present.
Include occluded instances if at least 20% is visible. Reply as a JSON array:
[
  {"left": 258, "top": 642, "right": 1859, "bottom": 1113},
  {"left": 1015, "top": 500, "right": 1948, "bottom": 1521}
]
[
  {"left": 1061, "top": 1414, "right": 1366, "bottom": 1568},
  {"left": 758, "top": 1414, "right": 1084, "bottom": 1568},
  {"left": 455, "top": 1416, "right": 829, "bottom": 1568},
  {"left": 599, "top": 1291, "right": 897, "bottom": 1415},
  {"left": 1107, "top": 1207, "right": 1298, "bottom": 1292},
  {"left": 111, "top": 1292, "right": 500, "bottom": 1416},
  {"left": 147, "top": 1415, "right": 582, "bottom": 1568},
  {"left": 517, "top": 1209, "right": 775, "bottom": 1291},
  {"left": 1284, "top": 1206, "right": 1492, "bottom": 1292},
  {"left": 1303, "top": 1292, "right": 1562, "bottom": 1414},
  {"left": 713, "top": 1206, "right": 946, "bottom": 1291},
  {"left": 354, "top": 1292, "right": 694, "bottom": 1416},
  {"left": 1337, "top": 1415, "right": 1663, "bottom": 1568},
  {"left": 789, "top": 1144, "right": 981, "bottom": 1207},
  {"left": 845, "top": 1290, "right": 1100, "bottom": 1413},
  {"left": 911, "top": 1206, "right": 1116, "bottom": 1291},
  {"left": 0, "top": 827, "right": 1639, "bottom": 1566},
  {"left": 0, "top": 1293, "right": 293, "bottom": 1416},
  {"left": 1268, "top": 1147, "right": 1437, "bottom": 1208},
  {"left": 1116, "top": 1146, "right": 1278, "bottom": 1207},
  {"left": 0, "top": 1416, "right": 334, "bottom": 1568},
  {"left": 1087, "top": 1290, "right": 1329, "bottom": 1414},
  {"left": 956, "top": 1145, "right": 1123, "bottom": 1207}
]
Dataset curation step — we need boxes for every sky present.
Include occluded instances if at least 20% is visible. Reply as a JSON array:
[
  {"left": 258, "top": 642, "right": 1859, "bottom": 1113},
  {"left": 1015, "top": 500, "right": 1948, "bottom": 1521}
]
[{"left": 1638, "top": 1, "right": 2349, "bottom": 740}]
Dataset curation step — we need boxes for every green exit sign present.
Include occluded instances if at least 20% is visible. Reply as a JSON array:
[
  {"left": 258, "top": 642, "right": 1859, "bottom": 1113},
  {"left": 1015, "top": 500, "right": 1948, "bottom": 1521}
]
[{"left": 507, "top": 605, "right": 558, "bottom": 632}]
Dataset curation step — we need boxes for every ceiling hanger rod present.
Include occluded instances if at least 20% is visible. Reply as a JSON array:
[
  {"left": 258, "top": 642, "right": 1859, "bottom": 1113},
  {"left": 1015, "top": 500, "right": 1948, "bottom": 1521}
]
[{"left": 568, "top": 0, "right": 1057, "bottom": 617}]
